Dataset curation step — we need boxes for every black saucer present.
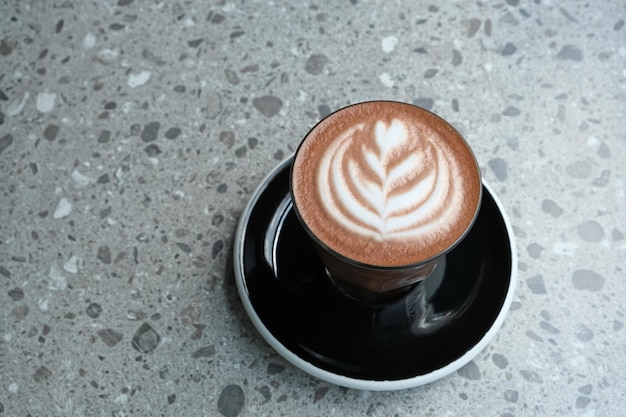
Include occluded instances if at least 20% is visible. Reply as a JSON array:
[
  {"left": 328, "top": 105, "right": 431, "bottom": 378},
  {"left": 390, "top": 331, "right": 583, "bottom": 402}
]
[{"left": 234, "top": 157, "right": 517, "bottom": 390}]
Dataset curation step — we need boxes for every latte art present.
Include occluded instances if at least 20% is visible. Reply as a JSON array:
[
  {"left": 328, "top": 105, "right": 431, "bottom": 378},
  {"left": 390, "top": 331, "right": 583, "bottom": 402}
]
[
  {"left": 291, "top": 101, "right": 482, "bottom": 267},
  {"left": 318, "top": 119, "right": 462, "bottom": 241}
]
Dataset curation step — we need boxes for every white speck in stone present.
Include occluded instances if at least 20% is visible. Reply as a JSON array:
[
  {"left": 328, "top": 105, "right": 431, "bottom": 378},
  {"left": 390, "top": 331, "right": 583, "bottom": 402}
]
[
  {"left": 183, "top": 17, "right": 195, "bottom": 27},
  {"left": 8, "top": 383, "right": 19, "bottom": 393},
  {"left": 148, "top": 157, "right": 159, "bottom": 166},
  {"left": 6, "top": 92, "right": 30, "bottom": 116},
  {"left": 381, "top": 35, "right": 398, "bottom": 53},
  {"left": 484, "top": 62, "right": 493, "bottom": 72},
  {"left": 122, "top": 102, "right": 133, "bottom": 113},
  {"left": 4, "top": 333, "right": 12, "bottom": 342},
  {"left": 379, "top": 72, "right": 394, "bottom": 87},
  {"left": 128, "top": 70, "right": 152, "bottom": 88},
  {"left": 586, "top": 135, "right": 600, "bottom": 147},
  {"left": 53, "top": 197, "right": 73, "bottom": 219},
  {"left": 114, "top": 394, "right": 128, "bottom": 404},
  {"left": 107, "top": 218, "right": 116, "bottom": 225},
  {"left": 173, "top": 190, "right": 185, "bottom": 199},
  {"left": 36, "top": 92, "right": 57, "bottom": 113},
  {"left": 38, "top": 298, "right": 49, "bottom": 311},
  {"left": 96, "top": 48, "right": 120, "bottom": 64},
  {"left": 83, "top": 32, "right": 96, "bottom": 49},
  {"left": 64, "top": 255, "right": 83, "bottom": 274},
  {"left": 552, "top": 242, "right": 577, "bottom": 256},
  {"left": 48, "top": 265, "right": 67, "bottom": 291},
  {"left": 71, "top": 169, "right": 93, "bottom": 188}
]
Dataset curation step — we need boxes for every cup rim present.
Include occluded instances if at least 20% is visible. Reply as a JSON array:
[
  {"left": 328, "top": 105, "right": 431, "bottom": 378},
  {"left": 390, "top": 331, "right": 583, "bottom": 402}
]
[{"left": 289, "top": 100, "right": 483, "bottom": 271}]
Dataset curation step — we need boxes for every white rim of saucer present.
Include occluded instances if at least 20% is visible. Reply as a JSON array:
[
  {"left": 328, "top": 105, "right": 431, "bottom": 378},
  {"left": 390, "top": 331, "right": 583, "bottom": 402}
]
[{"left": 233, "top": 156, "right": 518, "bottom": 391}]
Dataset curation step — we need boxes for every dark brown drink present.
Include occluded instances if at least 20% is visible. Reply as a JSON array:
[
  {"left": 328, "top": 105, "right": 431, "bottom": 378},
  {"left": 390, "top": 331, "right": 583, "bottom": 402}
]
[{"left": 291, "top": 101, "right": 481, "bottom": 299}]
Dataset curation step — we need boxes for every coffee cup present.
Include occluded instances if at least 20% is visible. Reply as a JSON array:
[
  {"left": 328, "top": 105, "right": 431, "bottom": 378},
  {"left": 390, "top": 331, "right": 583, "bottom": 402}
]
[{"left": 290, "top": 101, "right": 482, "bottom": 302}]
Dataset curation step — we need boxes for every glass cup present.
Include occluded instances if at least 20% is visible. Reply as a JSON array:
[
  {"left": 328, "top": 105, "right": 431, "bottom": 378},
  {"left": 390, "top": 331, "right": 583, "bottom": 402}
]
[{"left": 290, "top": 101, "right": 482, "bottom": 302}]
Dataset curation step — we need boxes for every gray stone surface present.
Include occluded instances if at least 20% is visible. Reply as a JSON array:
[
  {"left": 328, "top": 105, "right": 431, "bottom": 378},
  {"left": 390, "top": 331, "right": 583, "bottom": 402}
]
[{"left": 1, "top": 1, "right": 624, "bottom": 416}]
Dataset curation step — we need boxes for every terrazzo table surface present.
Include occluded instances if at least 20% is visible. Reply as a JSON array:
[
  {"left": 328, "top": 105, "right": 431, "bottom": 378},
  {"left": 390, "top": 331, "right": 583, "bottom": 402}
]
[{"left": 1, "top": 1, "right": 625, "bottom": 416}]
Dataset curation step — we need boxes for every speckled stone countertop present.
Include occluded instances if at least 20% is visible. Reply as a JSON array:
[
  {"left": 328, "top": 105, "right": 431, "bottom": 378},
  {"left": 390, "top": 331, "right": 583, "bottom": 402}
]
[{"left": 1, "top": 1, "right": 624, "bottom": 416}]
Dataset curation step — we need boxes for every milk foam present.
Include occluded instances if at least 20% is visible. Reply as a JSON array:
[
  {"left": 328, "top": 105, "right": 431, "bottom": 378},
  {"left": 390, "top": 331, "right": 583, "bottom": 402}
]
[{"left": 317, "top": 118, "right": 463, "bottom": 241}]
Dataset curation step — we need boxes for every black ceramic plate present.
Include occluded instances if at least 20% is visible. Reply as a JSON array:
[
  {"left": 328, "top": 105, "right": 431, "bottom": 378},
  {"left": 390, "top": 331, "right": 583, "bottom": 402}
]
[{"left": 234, "top": 156, "right": 517, "bottom": 390}]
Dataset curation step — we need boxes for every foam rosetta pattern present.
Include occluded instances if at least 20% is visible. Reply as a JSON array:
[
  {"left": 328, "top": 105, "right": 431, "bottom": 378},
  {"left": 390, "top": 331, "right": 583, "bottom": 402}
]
[{"left": 317, "top": 118, "right": 463, "bottom": 241}]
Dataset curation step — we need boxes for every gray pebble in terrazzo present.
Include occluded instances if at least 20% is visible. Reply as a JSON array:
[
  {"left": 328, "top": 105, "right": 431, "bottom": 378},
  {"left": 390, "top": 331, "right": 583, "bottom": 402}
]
[
  {"left": 577, "top": 220, "right": 604, "bottom": 242},
  {"left": 8, "top": 287, "right": 24, "bottom": 301},
  {"left": 576, "top": 396, "right": 592, "bottom": 408},
  {"left": 305, "top": 54, "right": 329, "bottom": 75},
  {"left": 451, "top": 49, "right": 463, "bottom": 66},
  {"left": 212, "top": 240, "right": 224, "bottom": 259},
  {"left": 614, "top": 321, "right": 624, "bottom": 331},
  {"left": 575, "top": 324, "right": 594, "bottom": 341},
  {"left": 225, "top": 69, "right": 240, "bottom": 85},
  {"left": 527, "top": 243, "right": 544, "bottom": 259},
  {"left": 502, "top": 106, "right": 521, "bottom": 116},
  {"left": 144, "top": 144, "right": 162, "bottom": 156},
  {"left": 131, "top": 322, "right": 160, "bottom": 353},
  {"left": 501, "top": 42, "right": 517, "bottom": 56},
  {"left": 34, "top": 365, "right": 52, "bottom": 382},
  {"left": 457, "top": 360, "right": 481, "bottom": 380},
  {"left": 218, "top": 384, "right": 245, "bottom": 417},
  {"left": 191, "top": 345, "right": 216, "bottom": 358},
  {"left": 557, "top": 44, "right": 583, "bottom": 61},
  {"left": 579, "top": 384, "right": 593, "bottom": 395},
  {"left": 519, "top": 370, "right": 543, "bottom": 384},
  {"left": 97, "top": 329, "right": 123, "bottom": 347},
  {"left": 97, "top": 246, "right": 112, "bottom": 264},
  {"left": 247, "top": 137, "right": 259, "bottom": 149},
  {"left": 0, "top": 265, "right": 11, "bottom": 278},
  {"left": 413, "top": 98, "right": 434, "bottom": 110},
  {"left": 612, "top": 228, "right": 625, "bottom": 241},
  {"left": 566, "top": 160, "right": 592, "bottom": 179},
  {"left": 615, "top": 20, "right": 625, "bottom": 30},
  {"left": 467, "top": 18, "right": 481, "bottom": 38},
  {"left": 235, "top": 145, "right": 247, "bottom": 158},
  {"left": 424, "top": 68, "right": 438, "bottom": 78},
  {"left": 597, "top": 142, "right": 611, "bottom": 158},
  {"left": 97, "top": 174, "right": 110, "bottom": 184},
  {"left": 188, "top": 38, "right": 203, "bottom": 48},
  {"left": 141, "top": 122, "right": 160, "bottom": 142},
  {"left": 0, "top": 133, "right": 13, "bottom": 154},
  {"left": 542, "top": 199, "right": 563, "bottom": 217},
  {"left": 43, "top": 124, "right": 59, "bottom": 141},
  {"left": 572, "top": 269, "right": 605, "bottom": 292},
  {"left": 488, "top": 158, "right": 508, "bottom": 181},
  {"left": 164, "top": 127, "right": 181, "bottom": 139},
  {"left": 592, "top": 170, "right": 610, "bottom": 186},
  {"left": 318, "top": 104, "right": 331, "bottom": 118},
  {"left": 253, "top": 95, "right": 283, "bottom": 117},
  {"left": 504, "top": 390, "right": 519, "bottom": 403},
  {"left": 220, "top": 131, "right": 236, "bottom": 148},
  {"left": 492, "top": 353, "right": 509, "bottom": 369},
  {"left": 527, "top": 274, "right": 547, "bottom": 294},
  {"left": 86, "top": 302, "right": 102, "bottom": 318},
  {"left": 176, "top": 242, "right": 192, "bottom": 254},
  {"left": 540, "top": 321, "right": 560, "bottom": 335},
  {"left": 98, "top": 130, "right": 111, "bottom": 143},
  {"left": 207, "top": 92, "right": 223, "bottom": 119},
  {"left": 267, "top": 362, "right": 286, "bottom": 375}
]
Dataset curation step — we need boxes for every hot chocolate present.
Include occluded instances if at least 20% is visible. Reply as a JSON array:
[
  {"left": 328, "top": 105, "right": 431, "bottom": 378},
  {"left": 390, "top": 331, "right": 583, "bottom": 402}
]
[{"left": 291, "top": 101, "right": 481, "bottom": 268}]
